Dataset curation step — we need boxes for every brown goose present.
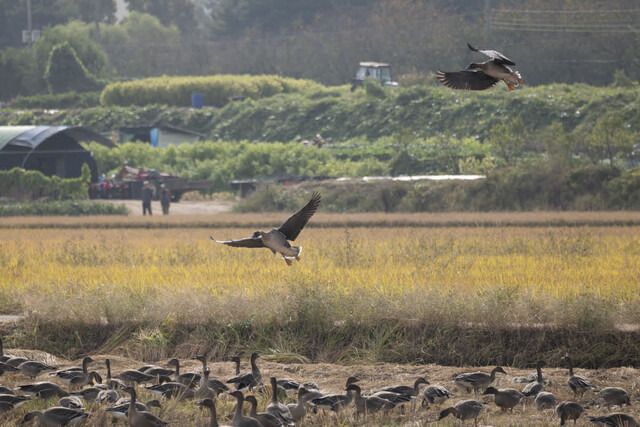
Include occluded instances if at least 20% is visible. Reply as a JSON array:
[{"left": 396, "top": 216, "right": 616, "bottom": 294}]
[
  {"left": 265, "top": 376, "right": 295, "bottom": 425},
  {"left": 438, "top": 399, "right": 485, "bottom": 426},
  {"left": 22, "top": 407, "right": 88, "bottom": 425},
  {"left": 308, "top": 376, "right": 359, "bottom": 413},
  {"left": 598, "top": 387, "right": 631, "bottom": 408},
  {"left": 53, "top": 357, "right": 99, "bottom": 390},
  {"left": 199, "top": 398, "right": 231, "bottom": 427},
  {"left": 17, "top": 360, "right": 58, "bottom": 379},
  {"left": 453, "top": 366, "right": 506, "bottom": 394},
  {"left": 106, "top": 398, "right": 161, "bottom": 421},
  {"left": 437, "top": 43, "right": 523, "bottom": 91},
  {"left": 522, "top": 360, "right": 547, "bottom": 398},
  {"left": 123, "top": 386, "right": 167, "bottom": 427},
  {"left": 104, "top": 359, "right": 127, "bottom": 390},
  {"left": 167, "top": 358, "right": 200, "bottom": 387},
  {"left": 245, "top": 395, "right": 282, "bottom": 427},
  {"left": 194, "top": 367, "right": 216, "bottom": 400},
  {"left": 423, "top": 384, "right": 453, "bottom": 406},
  {"left": 377, "top": 376, "right": 429, "bottom": 398},
  {"left": 588, "top": 413, "right": 639, "bottom": 426},
  {"left": 211, "top": 192, "right": 321, "bottom": 266},
  {"left": 556, "top": 401, "right": 584, "bottom": 425},
  {"left": 229, "top": 390, "right": 262, "bottom": 427},
  {"left": 226, "top": 352, "right": 262, "bottom": 392},
  {"left": 192, "top": 354, "right": 230, "bottom": 394},
  {"left": 16, "top": 381, "right": 69, "bottom": 399},
  {"left": 482, "top": 386, "right": 524, "bottom": 412},
  {"left": 561, "top": 356, "right": 594, "bottom": 399},
  {"left": 534, "top": 391, "right": 556, "bottom": 410},
  {"left": 0, "top": 393, "right": 30, "bottom": 407},
  {"left": 347, "top": 384, "right": 397, "bottom": 416},
  {"left": 286, "top": 387, "right": 309, "bottom": 422}
]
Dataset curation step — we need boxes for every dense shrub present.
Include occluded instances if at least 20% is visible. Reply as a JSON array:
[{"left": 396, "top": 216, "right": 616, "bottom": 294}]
[
  {"left": 0, "top": 200, "right": 129, "bottom": 216},
  {"left": 13, "top": 91, "right": 101, "bottom": 109},
  {"left": 0, "top": 165, "right": 92, "bottom": 201},
  {"left": 100, "top": 75, "right": 326, "bottom": 107},
  {"left": 44, "top": 42, "right": 105, "bottom": 94}
]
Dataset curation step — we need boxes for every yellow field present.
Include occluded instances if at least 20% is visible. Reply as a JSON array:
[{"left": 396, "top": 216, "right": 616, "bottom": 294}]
[{"left": 2, "top": 223, "right": 640, "bottom": 330}]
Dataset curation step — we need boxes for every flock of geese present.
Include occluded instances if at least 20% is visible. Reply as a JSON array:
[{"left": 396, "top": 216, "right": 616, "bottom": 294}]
[{"left": 0, "top": 336, "right": 638, "bottom": 426}]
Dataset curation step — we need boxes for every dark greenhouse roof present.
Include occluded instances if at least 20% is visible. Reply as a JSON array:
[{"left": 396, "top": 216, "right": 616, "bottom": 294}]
[{"left": 0, "top": 126, "right": 115, "bottom": 150}]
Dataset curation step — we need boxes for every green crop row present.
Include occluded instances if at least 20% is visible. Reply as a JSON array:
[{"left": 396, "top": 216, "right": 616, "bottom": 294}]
[{"left": 100, "top": 74, "right": 326, "bottom": 107}]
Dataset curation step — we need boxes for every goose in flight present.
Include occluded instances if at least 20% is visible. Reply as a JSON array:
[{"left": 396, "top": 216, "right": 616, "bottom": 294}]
[
  {"left": 436, "top": 43, "right": 523, "bottom": 91},
  {"left": 210, "top": 192, "right": 321, "bottom": 266}
]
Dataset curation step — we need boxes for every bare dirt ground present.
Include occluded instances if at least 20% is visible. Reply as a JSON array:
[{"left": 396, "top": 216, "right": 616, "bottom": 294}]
[
  {"left": 1, "top": 349, "right": 639, "bottom": 426},
  {"left": 95, "top": 199, "right": 235, "bottom": 216}
]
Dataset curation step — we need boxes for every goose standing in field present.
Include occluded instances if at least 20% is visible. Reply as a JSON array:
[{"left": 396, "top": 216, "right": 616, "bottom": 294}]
[
  {"left": 123, "top": 386, "right": 167, "bottom": 427},
  {"left": 561, "top": 355, "right": 594, "bottom": 399},
  {"left": 115, "top": 366, "right": 160, "bottom": 386},
  {"left": 192, "top": 354, "right": 230, "bottom": 394},
  {"left": 146, "top": 380, "right": 194, "bottom": 400},
  {"left": 436, "top": 43, "right": 523, "bottom": 91},
  {"left": 245, "top": 395, "right": 283, "bottom": 427},
  {"left": 52, "top": 356, "right": 100, "bottom": 390},
  {"left": 482, "top": 386, "right": 524, "bottom": 412},
  {"left": 522, "top": 360, "right": 547, "bottom": 400},
  {"left": 199, "top": 398, "right": 231, "bottom": 427},
  {"left": 229, "top": 391, "right": 262, "bottom": 427},
  {"left": 453, "top": 366, "right": 506, "bottom": 394},
  {"left": 194, "top": 367, "right": 217, "bottom": 399},
  {"left": 534, "top": 391, "right": 557, "bottom": 410},
  {"left": 17, "top": 360, "right": 58, "bottom": 379},
  {"left": 0, "top": 362, "right": 20, "bottom": 373},
  {"left": 0, "top": 393, "right": 30, "bottom": 407},
  {"left": 106, "top": 398, "right": 161, "bottom": 421},
  {"left": 556, "top": 401, "right": 584, "bottom": 425},
  {"left": 598, "top": 387, "right": 631, "bottom": 408},
  {"left": 226, "top": 352, "right": 262, "bottom": 392},
  {"left": 376, "top": 376, "right": 429, "bottom": 398},
  {"left": 96, "top": 388, "right": 119, "bottom": 404},
  {"left": 167, "top": 358, "right": 200, "bottom": 388},
  {"left": 58, "top": 395, "right": 85, "bottom": 410},
  {"left": 438, "top": 399, "right": 485, "bottom": 426},
  {"left": 104, "top": 359, "right": 127, "bottom": 390},
  {"left": 308, "top": 376, "right": 359, "bottom": 414},
  {"left": 347, "top": 383, "right": 397, "bottom": 416},
  {"left": 22, "top": 406, "right": 89, "bottom": 426},
  {"left": 286, "top": 387, "right": 310, "bottom": 422},
  {"left": 588, "top": 413, "right": 639, "bottom": 426},
  {"left": 423, "top": 384, "right": 453, "bottom": 407},
  {"left": 210, "top": 192, "right": 321, "bottom": 266},
  {"left": 265, "top": 377, "right": 295, "bottom": 425}
]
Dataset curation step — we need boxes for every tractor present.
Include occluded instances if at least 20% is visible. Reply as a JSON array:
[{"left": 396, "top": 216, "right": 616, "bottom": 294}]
[{"left": 350, "top": 62, "right": 399, "bottom": 92}]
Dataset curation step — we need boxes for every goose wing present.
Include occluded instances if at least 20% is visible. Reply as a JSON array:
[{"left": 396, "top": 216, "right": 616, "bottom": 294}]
[
  {"left": 209, "top": 235, "right": 264, "bottom": 248},
  {"left": 436, "top": 70, "right": 499, "bottom": 91},
  {"left": 277, "top": 192, "right": 321, "bottom": 241},
  {"left": 467, "top": 43, "right": 516, "bottom": 65}
]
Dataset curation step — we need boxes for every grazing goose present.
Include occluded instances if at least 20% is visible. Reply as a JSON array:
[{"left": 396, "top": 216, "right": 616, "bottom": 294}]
[
  {"left": 522, "top": 360, "right": 547, "bottom": 398},
  {"left": 245, "top": 395, "right": 283, "bottom": 427},
  {"left": 0, "top": 393, "right": 30, "bottom": 407},
  {"left": 308, "top": 377, "right": 359, "bottom": 413},
  {"left": 598, "top": 387, "right": 631, "bottom": 408},
  {"left": 167, "top": 358, "right": 200, "bottom": 388},
  {"left": 229, "top": 356, "right": 241, "bottom": 376},
  {"left": 286, "top": 387, "right": 309, "bottom": 422},
  {"left": 192, "top": 354, "right": 230, "bottom": 394},
  {"left": 423, "top": 384, "right": 453, "bottom": 406},
  {"left": 556, "top": 401, "right": 585, "bottom": 426},
  {"left": 437, "top": 43, "right": 523, "bottom": 91},
  {"left": 534, "top": 391, "right": 557, "bottom": 410},
  {"left": 5, "top": 356, "right": 29, "bottom": 368},
  {"left": 17, "top": 381, "right": 69, "bottom": 399},
  {"left": 123, "top": 386, "right": 167, "bottom": 427},
  {"left": 22, "top": 406, "right": 88, "bottom": 426},
  {"left": 369, "top": 390, "right": 412, "bottom": 406},
  {"left": 0, "top": 400, "right": 15, "bottom": 413},
  {"left": 265, "top": 377, "right": 295, "bottom": 425},
  {"left": 199, "top": 398, "right": 231, "bottom": 427},
  {"left": 377, "top": 376, "right": 429, "bottom": 398},
  {"left": 588, "top": 413, "right": 639, "bottom": 426},
  {"left": 114, "top": 367, "right": 157, "bottom": 386},
  {"left": 561, "top": 356, "right": 594, "bottom": 399},
  {"left": 482, "top": 386, "right": 524, "bottom": 412},
  {"left": 347, "top": 384, "right": 397, "bottom": 416},
  {"left": 194, "top": 367, "right": 217, "bottom": 399},
  {"left": 17, "top": 360, "right": 58, "bottom": 379},
  {"left": 0, "top": 385, "right": 14, "bottom": 395},
  {"left": 226, "top": 352, "right": 262, "bottom": 392},
  {"left": 453, "top": 366, "right": 506, "bottom": 394},
  {"left": 0, "top": 362, "right": 20, "bottom": 373},
  {"left": 438, "top": 399, "right": 485, "bottom": 426},
  {"left": 146, "top": 380, "right": 194, "bottom": 400},
  {"left": 138, "top": 365, "right": 174, "bottom": 378},
  {"left": 58, "top": 395, "right": 85, "bottom": 409},
  {"left": 106, "top": 398, "right": 162, "bottom": 421},
  {"left": 71, "top": 386, "right": 103, "bottom": 402},
  {"left": 211, "top": 192, "right": 321, "bottom": 266},
  {"left": 229, "top": 390, "right": 262, "bottom": 427}
]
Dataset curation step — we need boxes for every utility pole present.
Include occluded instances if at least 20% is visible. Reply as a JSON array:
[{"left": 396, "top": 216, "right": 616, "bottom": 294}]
[
  {"left": 484, "top": 0, "right": 492, "bottom": 45},
  {"left": 22, "top": 0, "right": 40, "bottom": 50}
]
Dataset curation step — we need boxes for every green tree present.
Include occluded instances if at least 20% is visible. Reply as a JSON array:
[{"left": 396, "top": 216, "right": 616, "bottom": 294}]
[
  {"left": 583, "top": 116, "right": 636, "bottom": 167},
  {"left": 125, "top": 0, "right": 198, "bottom": 36},
  {"left": 44, "top": 42, "right": 102, "bottom": 93},
  {"left": 0, "top": 47, "right": 40, "bottom": 98},
  {"left": 543, "top": 121, "right": 576, "bottom": 169},
  {"left": 76, "top": 0, "right": 116, "bottom": 35},
  {"left": 487, "top": 117, "right": 526, "bottom": 166}
]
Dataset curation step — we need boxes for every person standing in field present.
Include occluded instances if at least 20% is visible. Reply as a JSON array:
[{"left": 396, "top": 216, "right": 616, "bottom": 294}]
[
  {"left": 142, "top": 181, "right": 154, "bottom": 216},
  {"left": 160, "top": 183, "right": 171, "bottom": 215}
]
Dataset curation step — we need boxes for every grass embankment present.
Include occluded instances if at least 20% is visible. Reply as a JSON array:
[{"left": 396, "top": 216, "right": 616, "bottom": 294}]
[{"left": 2, "top": 215, "right": 640, "bottom": 367}]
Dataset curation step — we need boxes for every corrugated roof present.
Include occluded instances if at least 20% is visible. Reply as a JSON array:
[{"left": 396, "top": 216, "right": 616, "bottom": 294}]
[{"left": 0, "top": 126, "right": 115, "bottom": 150}]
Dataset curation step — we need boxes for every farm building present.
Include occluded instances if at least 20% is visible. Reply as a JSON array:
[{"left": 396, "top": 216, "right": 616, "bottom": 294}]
[
  {"left": 119, "top": 126, "right": 205, "bottom": 148},
  {"left": 0, "top": 125, "right": 114, "bottom": 182}
]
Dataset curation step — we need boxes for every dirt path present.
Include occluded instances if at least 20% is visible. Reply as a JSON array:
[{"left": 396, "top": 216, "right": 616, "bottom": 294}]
[{"left": 95, "top": 199, "right": 235, "bottom": 216}]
